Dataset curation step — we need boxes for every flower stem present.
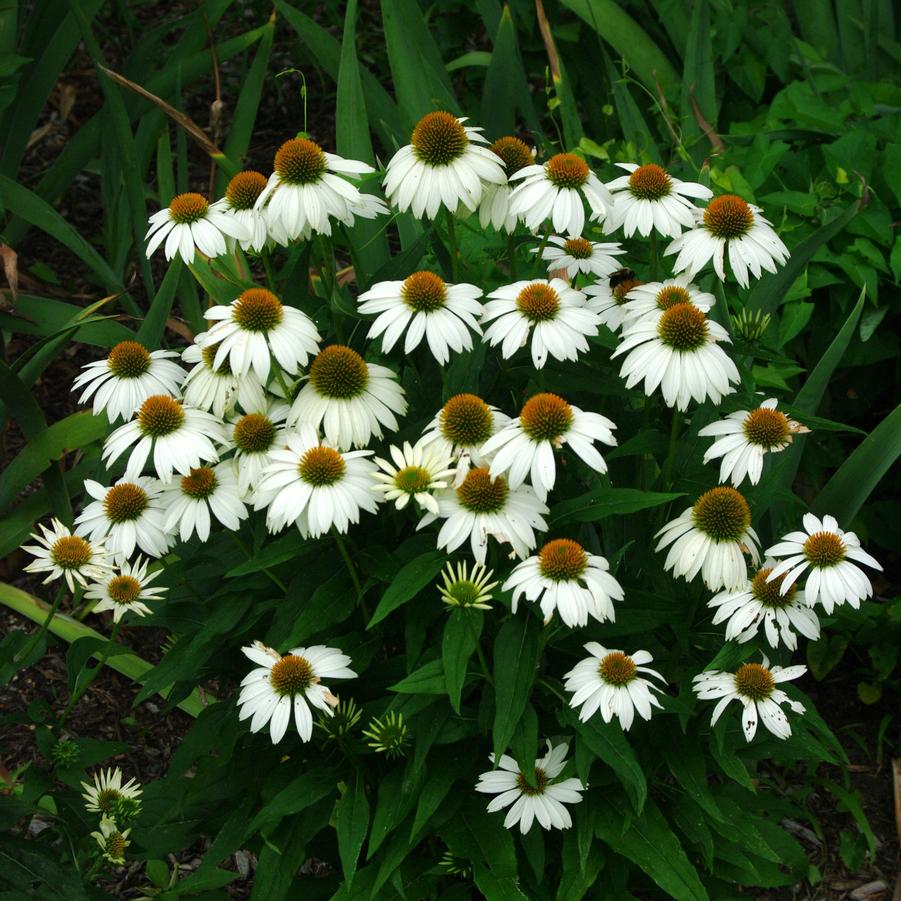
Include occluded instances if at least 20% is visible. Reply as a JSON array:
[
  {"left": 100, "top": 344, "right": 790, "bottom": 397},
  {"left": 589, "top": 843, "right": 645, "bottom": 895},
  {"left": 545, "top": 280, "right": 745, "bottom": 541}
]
[
  {"left": 333, "top": 530, "right": 367, "bottom": 619},
  {"left": 61, "top": 619, "right": 122, "bottom": 722},
  {"left": 14, "top": 582, "right": 67, "bottom": 666},
  {"left": 662, "top": 408, "right": 683, "bottom": 490},
  {"left": 649, "top": 232, "right": 660, "bottom": 280},
  {"left": 262, "top": 249, "right": 277, "bottom": 292},
  {"left": 507, "top": 234, "right": 518, "bottom": 280},
  {"left": 228, "top": 532, "right": 287, "bottom": 593},
  {"left": 467, "top": 615, "right": 493, "bottom": 684},
  {"left": 444, "top": 208, "right": 460, "bottom": 282}
]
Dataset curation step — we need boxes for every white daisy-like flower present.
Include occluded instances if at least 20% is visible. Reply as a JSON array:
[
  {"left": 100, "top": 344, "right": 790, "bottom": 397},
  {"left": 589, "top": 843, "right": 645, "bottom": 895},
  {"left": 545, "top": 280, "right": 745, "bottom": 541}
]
[
  {"left": 563, "top": 643, "right": 666, "bottom": 728},
  {"left": 612, "top": 302, "right": 739, "bottom": 410},
  {"left": 708, "top": 560, "right": 820, "bottom": 651},
  {"left": 509, "top": 152, "right": 612, "bottom": 236},
  {"left": 72, "top": 340, "right": 185, "bottom": 423},
  {"left": 81, "top": 767, "right": 142, "bottom": 815},
  {"left": 255, "top": 137, "right": 383, "bottom": 241},
  {"left": 482, "top": 278, "right": 600, "bottom": 369},
  {"left": 582, "top": 268, "right": 642, "bottom": 334},
  {"left": 665, "top": 194, "right": 790, "bottom": 288},
  {"left": 91, "top": 817, "right": 131, "bottom": 865},
  {"left": 229, "top": 401, "right": 290, "bottom": 498},
  {"left": 419, "top": 393, "right": 510, "bottom": 473},
  {"left": 22, "top": 519, "right": 113, "bottom": 592},
  {"left": 478, "top": 136, "right": 535, "bottom": 233},
  {"left": 84, "top": 556, "right": 166, "bottom": 623},
  {"left": 480, "top": 392, "right": 617, "bottom": 501},
  {"left": 181, "top": 339, "right": 267, "bottom": 420},
  {"left": 603, "top": 163, "right": 713, "bottom": 238},
  {"left": 418, "top": 464, "right": 548, "bottom": 564},
  {"left": 656, "top": 487, "right": 761, "bottom": 590},
  {"left": 535, "top": 235, "right": 625, "bottom": 279},
  {"left": 438, "top": 560, "right": 498, "bottom": 609},
  {"left": 503, "top": 538, "right": 623, "bottom": 627},
  {"left": 75, "top": 477, "right": 170, "bottom": 561},
  {"left": 358, "top": 271, "right": 483, "bottom": 365},
  {"left": 161, "top": 462, "right": 248, "bottom": 542},
  {"left": 765, "top": 513, "right": 883, "bottom": 614},
  {"left": 145, "top": 191, "right": 247, "bottom": 264},
  {"left": 474, "top": 740, "right": 584, "bottom": 834},
  {"left": 618, "top": 274, "right": 714, "bottom": 333},
  {"left": 220, "top": 170, "right": 270, "bottom": 252},
  {"left": 254, "top": 424, "right": 378, "bottom": 537},
  {"left": 383, "top": 111, "right": 506, "bottom": 219},
  {"left": 102, "top": 395, "right": 225, "bottom": 482},
  {"left": 288, "top": 344, "right": 407, "bottom": 450},
  {"left": 197, "top": 288, "right": 320, "bottom": 383},
  {"left": 693, "top": 657, "right": 807, "bottom": 742},
  {"left": 238, "top": 640, "right": 356, "bottom": 744},
  {"left": 372, "top": 440, "right": 455, "bottom": 515},
  {"left": 699, "top": 398, "right": 810, "bottom": 487}
]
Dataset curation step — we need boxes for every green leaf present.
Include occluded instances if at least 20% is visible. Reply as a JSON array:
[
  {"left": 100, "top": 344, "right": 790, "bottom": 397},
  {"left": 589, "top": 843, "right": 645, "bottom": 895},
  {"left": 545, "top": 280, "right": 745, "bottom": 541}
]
[
  {"left": 812, "top": 403, "right": 901, "bottom": 524},
  {"left": 481, "top": 7, "right": 520, "bottom": 138},
  {"left": 550, "top": 487, "right": 683, "bottom": 526},
  {"left": 441, "top": 797, "right": 518, "bottom": 878},
  {"left": 595, "top": 797, "right": 709, "bottom": 901},
  {"left": 390, "top": 657, "right": 446, "bottom": 694},
  {"left": 442, "top": 609, "right": 481, "bottom": 714},
  {"left": 679, "top": 0, "right": 717, "bottom": 150},
  {"left": 492, "top": 615, "right": 539, "bottom": 758},
  {"left": 136, "top": 256, "right": 183, "bottom": 347},
  {"left": 367, "top": 550, "right": 446, "bottom": 628},
  {"left": 244, "top": 769, "right": 336, "bottom": 838},
  {"left": 564, "top": 708, "right": 647, "bottom": 812},
  {"left": 335, "top": 770, "right": 370, "bottom": 886}
]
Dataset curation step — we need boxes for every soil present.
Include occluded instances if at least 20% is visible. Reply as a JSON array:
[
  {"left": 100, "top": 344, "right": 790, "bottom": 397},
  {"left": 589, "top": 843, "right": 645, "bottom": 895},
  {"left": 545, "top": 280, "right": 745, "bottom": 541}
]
[{"left": 1, "top": 2, "right": 898, "bottom": 899}]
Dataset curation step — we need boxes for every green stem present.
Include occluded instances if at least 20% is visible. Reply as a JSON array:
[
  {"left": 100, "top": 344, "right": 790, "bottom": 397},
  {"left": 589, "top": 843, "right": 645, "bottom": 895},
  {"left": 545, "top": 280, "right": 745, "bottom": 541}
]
[
  {"left": 14, "top": 582, "right": 67, "bottom": 665},
  {"left": 649, "top": 231, "right": 659, "bottom": 280},
  {"left": 661, "top": 408, "right": 683, "bottom": 489},
  {"left": 538, "top": 677, "right": 567, "bottom": 704},
  {"left": 61, "top": 619, "right": 122, "bottom": 722},
  {"left": 534, "top": 231, "right": 551, "bottom": 266},
  {"left": 506, "top": 234, "right": 518, "bottom": 280},
  {"left": 444, "top": 208, "right": 460, "bottom": 282},
  {"left": 333, "top": 530, "right": 367, "bottom": 619},
  {"left": 228, "top": 532, "right": 287, "bottom": 592},
  {"left": 262, "top": 249, "right": 277, "bottom": 292},
  {"left": 467, "top": 615, "right": 493, "bottom": 685}
]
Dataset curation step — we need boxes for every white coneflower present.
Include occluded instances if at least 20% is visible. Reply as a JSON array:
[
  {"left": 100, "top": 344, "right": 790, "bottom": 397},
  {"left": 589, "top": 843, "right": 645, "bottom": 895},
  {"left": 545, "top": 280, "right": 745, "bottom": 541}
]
[
  {"left": 145, "top": 192, "right": 246, "bottom": 264},
  {"left": 482, "top": 278, "right": 600, "bottom": 369},
  {"left": 75, "top": 477, "right": 170, "bottom": 561},
  {"left": 582, "top": 268, "right": 642, "bottom": 334},
  {"left": 665, "top": 194, "right": 790, "bottom": 288},
  {"left": 503, "top": 538, "right": 623, "bottom": 627},
  {"left": 102, "top": 395, "right": 225, "bottom": 482},
  {"left": 358, "top": 271, "right": 483, "bottom": 364},
  {"left": 220, "top": 170, "right": 270, "bottom": 252},
  {"left": 161, "top": 463, "right": 248, "bottom": 542},
  {"left": 22, "top": 519, "right": 112, "bottom": 592},
  {"left": 288, "top": 344, "right": 407, "bottom": 450},
  {"left": 618, "top": 274, "right": 714, "bottom": 332},
  {"left": 699, "top": 398, "right": 809, "bottom": 487},
  {"left": 254, "top": 424, "right": 378, "bottom": 537},
  {"left": 438, "top": 560, "right": 498, "bottom": 609},
  {"left": 509, "top": 152, "right": 612, "bottom": 236},
  {"left": 84, "top": 556, "right": 166, "bottom": 623},
  {"left": 612, "top": 302, "right": 739, "bottom": 410},
  {"left": 765, "top": 514, "right": 883, "bottom": 614},
  {"left": 181, "top": 341, "right": 266, "bottom": 420},
  {"left": 238, "top": 640, "right": 356, "bottom": 743},
  {"left": 603, "top": 163, "right": 712, "bottom": 238},
  {"left": 656, "top": 487, "right": 760, "bottom": 590},
  {"left": 91, "top": 817, "right": 131, "bottom": 865},
  {"left": 197, "top": 288, "right": 320, "bottom": 382},
  {"left": 73, "top": 340, "right": 185, "bottom": 423},
  {"left": 419, "top": 393, "right": 509, "bottom": 472},
  {"left": 256, "top": 137, "right": 383, "bottom": 241},
  {"left": 535, "top": 235, "right": 625, "bottom": 279},
  {"left": 475, "top": 740, "right": 584, "bottom": 834},
  {"left": 383, "top": 111, "right": 505, "bottom": 219},
  {"left": 693, "top": 657, "right": 806, "bottom": 742},
  {"left": 480, "top": 392, "right": 617, "bottom": 500},
  {"left": 81, "top": 767, "right": 142, "bottom": 815},
  {"left": 478, "top": 136, "right": 535, "bottom": 233},
  {"left": 229, "top": 401, "right": 290, "bottom": 498},
  {"left": 563, "top": 643, "right": 666, "bottom": 729},
  {"left": 418, "top": 465, "right": 548, "bottom": 564},
  {"left": 708, "top": 561, "right": 820, "bottom": 651},
  {"left": 371, "top": 440, "right": 455, "bottom": 515}
]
